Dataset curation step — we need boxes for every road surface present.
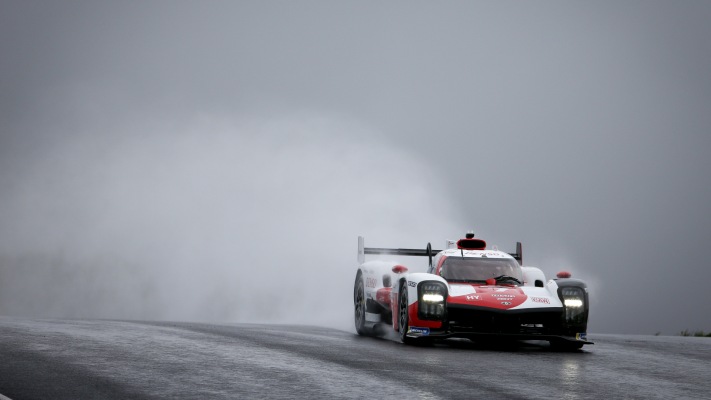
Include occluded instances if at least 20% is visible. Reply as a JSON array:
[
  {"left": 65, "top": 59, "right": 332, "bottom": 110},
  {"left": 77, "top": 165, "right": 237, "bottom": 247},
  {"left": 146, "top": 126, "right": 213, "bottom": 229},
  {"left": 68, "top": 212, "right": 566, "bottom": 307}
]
[{"left": 0, "top": 317, "right": 709, "bottom": 399}]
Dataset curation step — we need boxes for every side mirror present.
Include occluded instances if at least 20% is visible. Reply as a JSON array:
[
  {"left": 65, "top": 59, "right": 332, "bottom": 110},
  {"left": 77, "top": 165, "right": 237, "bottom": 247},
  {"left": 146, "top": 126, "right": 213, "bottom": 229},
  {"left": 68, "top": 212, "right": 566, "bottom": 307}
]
[{"left": 392, "top": 265, "right": 408, "bottom": 274}]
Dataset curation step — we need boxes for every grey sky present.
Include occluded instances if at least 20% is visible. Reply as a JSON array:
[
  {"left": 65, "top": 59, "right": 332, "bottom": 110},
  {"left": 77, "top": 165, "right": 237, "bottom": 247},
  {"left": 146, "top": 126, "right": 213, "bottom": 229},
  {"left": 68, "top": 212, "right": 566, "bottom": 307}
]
[{"left": 1, "top": 1, "right": 710, "bottom": 334}]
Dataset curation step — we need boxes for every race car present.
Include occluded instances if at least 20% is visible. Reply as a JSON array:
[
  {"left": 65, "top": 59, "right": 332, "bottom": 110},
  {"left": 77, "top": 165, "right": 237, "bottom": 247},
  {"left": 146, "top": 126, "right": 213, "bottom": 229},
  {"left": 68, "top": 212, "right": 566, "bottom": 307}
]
[{"left": 353, "top": 232, "right": 592, "bottom": 350}]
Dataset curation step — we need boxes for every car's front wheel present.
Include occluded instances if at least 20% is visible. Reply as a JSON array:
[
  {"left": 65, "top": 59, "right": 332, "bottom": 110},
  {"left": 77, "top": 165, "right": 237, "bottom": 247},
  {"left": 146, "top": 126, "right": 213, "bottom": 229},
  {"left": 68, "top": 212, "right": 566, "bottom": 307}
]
[{"left": 398, "top": 283, "right": 416, "bottom": 344}]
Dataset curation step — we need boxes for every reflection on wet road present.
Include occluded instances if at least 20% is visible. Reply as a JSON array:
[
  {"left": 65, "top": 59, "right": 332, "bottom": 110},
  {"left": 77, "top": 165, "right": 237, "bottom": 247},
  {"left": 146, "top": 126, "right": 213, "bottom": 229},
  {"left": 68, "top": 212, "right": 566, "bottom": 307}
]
[{"left": 0, "top": 317, "right": 709, "bottom": 399}]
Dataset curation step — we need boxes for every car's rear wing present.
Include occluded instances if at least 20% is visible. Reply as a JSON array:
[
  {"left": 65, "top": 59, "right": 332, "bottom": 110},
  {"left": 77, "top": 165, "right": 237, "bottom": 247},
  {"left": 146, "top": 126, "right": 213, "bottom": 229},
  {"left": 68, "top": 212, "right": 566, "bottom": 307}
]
[
  {"left": 358, "top": 236, "right": 441, "bottom": 266},
  {"left": 511, "top": 242, "right": 523, "bottom": 265},
  {"left": 358, "top": 236, "right": 523, "bottom": 266}
]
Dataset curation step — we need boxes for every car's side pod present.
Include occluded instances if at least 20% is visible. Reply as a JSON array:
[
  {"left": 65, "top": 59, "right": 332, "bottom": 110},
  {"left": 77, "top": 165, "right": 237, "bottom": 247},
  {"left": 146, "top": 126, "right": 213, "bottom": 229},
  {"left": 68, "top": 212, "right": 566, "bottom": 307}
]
[{"left": 521, "top": 266, "right": 546, "bottom": 287}]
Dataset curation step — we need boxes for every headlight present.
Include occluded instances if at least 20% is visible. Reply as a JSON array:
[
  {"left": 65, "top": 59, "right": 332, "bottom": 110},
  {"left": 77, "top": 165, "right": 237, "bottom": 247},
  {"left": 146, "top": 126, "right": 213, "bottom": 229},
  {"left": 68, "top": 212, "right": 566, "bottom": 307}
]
[
  {"left": 560, "top": 287, "right": 585, "bottom": 323},
  {"left": 418, "top": 282, "right": 447, "bottom": 320},
  {"left": 564, "top": 299, "right": 583, "bottom": 308},
  {"left": 422, "top": 294, "right": 444, "bottom": 302}
]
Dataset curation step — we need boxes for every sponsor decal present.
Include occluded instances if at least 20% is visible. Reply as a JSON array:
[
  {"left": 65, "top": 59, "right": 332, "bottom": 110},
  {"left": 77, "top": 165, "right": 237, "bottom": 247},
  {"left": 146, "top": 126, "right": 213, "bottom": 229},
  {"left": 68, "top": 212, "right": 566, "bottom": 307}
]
[
  {"left": 576, "top": 333, "right": 587, "bottom": 341},
  {"left": 531, "top": 297, "right": 550, "bottom": 304},
  {"left": 408, "top": 281, "right": 416, "bottom": 287},
  {"left": 466, "top": 295, "right": 481, "bottom": 301},
  {"left": 408, "top": 327, "right": 430, "bottom": 336},
  {"left": 501, "top": 302, "right": 512, "bottom": 305},
  {"left": 492, "top": 294, "right": 515, "bottom": 299},
  {"left": 365, "top": 277, "right": 377, "bottom": 288}
]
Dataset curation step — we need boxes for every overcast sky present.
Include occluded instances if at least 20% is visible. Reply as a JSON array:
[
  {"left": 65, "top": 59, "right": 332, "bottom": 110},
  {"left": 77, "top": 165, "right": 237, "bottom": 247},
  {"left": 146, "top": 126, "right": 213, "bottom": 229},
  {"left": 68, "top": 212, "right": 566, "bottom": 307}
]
[{"left": 1, "top": 1, "right": 710, "bottom": 334}]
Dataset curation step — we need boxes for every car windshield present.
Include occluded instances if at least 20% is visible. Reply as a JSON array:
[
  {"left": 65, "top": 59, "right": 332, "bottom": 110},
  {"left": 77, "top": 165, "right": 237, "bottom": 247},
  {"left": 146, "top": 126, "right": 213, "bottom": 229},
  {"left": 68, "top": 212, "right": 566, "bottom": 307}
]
[{"left": 439, "top": 257, "right": 523, "bottom": 284}]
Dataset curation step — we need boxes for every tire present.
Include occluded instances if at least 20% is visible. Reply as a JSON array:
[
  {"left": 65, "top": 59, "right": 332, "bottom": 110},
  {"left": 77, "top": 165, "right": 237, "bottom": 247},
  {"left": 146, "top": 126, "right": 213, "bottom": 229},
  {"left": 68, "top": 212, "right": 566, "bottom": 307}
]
[
  {"left": 354, "top": 273, "right": 370, "bottom": 336},
  {"left": 398, "top": 283, "right": 415, "bottom": 344}
]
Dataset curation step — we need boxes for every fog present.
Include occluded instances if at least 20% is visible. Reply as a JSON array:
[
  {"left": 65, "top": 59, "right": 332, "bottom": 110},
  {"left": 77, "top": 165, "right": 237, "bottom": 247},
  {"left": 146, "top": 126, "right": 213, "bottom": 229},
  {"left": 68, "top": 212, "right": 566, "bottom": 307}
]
[
  {"left": 0, "top": 115, "right": 462, "bottom": 331},
  {"left": 1, "top": 1, "right": 710, "bottom": 334}
]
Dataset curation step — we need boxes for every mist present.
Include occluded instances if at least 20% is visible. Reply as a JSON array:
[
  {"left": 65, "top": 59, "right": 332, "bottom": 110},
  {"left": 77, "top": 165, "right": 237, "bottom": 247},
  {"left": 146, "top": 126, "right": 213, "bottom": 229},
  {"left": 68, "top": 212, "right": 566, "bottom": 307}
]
[{"left": 0, "top": 114, "right": 462, "bottom": 331}]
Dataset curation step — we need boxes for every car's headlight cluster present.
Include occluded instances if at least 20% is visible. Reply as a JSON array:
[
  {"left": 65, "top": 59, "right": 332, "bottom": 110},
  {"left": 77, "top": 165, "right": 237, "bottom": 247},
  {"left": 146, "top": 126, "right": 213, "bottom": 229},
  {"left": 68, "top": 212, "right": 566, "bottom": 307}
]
[
  {"left": 418, "top": 282, "right": 447, "bottom": 320},
  {"left": 560, "top": 287, "right": 586, "bottom": 323}
]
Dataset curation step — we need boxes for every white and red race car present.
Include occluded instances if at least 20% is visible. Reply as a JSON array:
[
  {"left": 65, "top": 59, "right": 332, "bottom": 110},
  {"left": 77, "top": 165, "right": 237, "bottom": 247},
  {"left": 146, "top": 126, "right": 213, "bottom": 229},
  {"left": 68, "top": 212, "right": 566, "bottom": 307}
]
[{"left": 353, "top": 233, "right": 592, "bottom": 350}]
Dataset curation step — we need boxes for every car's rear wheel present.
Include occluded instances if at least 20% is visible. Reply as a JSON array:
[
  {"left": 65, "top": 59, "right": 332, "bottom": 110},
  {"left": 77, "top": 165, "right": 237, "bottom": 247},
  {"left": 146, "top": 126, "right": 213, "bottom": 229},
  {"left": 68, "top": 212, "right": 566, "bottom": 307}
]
[{"left": 354, "top": 273, "right": 369, "bottom": 336}]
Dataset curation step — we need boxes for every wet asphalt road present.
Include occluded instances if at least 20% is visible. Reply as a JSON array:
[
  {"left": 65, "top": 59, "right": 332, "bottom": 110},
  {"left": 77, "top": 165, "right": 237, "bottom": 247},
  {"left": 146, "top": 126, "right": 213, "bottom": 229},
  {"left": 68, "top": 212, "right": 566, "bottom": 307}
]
[{"left": 0, "top": 317, "right": 709, "bottom": 399}]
